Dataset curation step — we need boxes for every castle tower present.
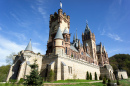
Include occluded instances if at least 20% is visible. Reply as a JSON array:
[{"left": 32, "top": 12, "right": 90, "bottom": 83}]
[
  {"left": 53, "top": 27, "right": 64, "bottom": 55},
  {"left": 82, "top": 23, "right": 98, "bottom": 64},
  {"left": 46, "top": 8, "right": 70, "bottom": 55}
]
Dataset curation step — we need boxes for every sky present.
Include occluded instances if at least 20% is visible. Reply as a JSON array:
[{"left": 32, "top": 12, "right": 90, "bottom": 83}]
[{"left": 0, "top": 0, "right": 130, "bottom": 66}]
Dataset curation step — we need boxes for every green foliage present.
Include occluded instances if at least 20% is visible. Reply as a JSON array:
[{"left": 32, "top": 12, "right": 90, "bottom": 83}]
[
  {"left": 117, "top": 80, "right": 120, "bottom": 85},
  {"left": 18, "top": 78, "right": 24, "bottom": 84},
  {"left": 0, "top": 65, "right": 10, "bottom": 82},
  {"left": 47, "top": 69, "right": 55, "bottom": 82},
  {"left": 107, "top": 79, "right": 111, "bottom": 86},
  {"left": 121, "top": 74, "right": 123, "bottom": 79},
  {"left": 103, "top": 77, "right": 106, "bottom": 84},
  {"left": 95, "top": 72, "right": 97, "bottom": 80},
  {"left": 90, "top": 73, "right": 92, "bottom": 80},
  {"left": 99, "top": 76, "right": 102, "bottom": 80},
  {"left": 86, "top": 71, "right": 90, "bottom": 80},
  {"left": 9, "top": 79, "right": 17, "bottom": 84},
  {"left": 109, "top": 54, "right": 130, "bottom": 77},
  {"left": 24, "top": 60, "right": 43, "bottom": 86}
]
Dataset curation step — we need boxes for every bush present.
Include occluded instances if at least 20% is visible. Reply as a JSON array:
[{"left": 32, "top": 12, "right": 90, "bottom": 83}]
[
  {"left": 48, "top": 69, "right": 55, "bottom": 82},
  {"left": 90, "top": 73, "right": 92, "bottom": 80},
  {"left": 9, "top": 79, "right": 17, "bottom": 84},
  {"left": 86, "top": 71, "right": 90, "bottom": 80},
  {"left": 107, "top": 79, "right": 111, "bottom": 86},
  {"left": 103, "top": 77, "right": 106, "bottom": 84},
  {"left": 99, "top": 75, "right": 103, "bottom": 80},
  {"left": 117, "top": 80, "right": 120, "bottom": 85},
  {"left": 18, "top": 78, "right": 24, "bottom": 84},
  {"left": 95, "top": 72, "right": 97, "bottom": 80}
]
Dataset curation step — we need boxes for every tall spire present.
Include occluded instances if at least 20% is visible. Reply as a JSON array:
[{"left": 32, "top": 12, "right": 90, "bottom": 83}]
[
  {"left": 84, "top": 20, "right": 90, "bottom": 34},
  {"left": 73, "top": 33, "right": 75, "bottom": 42},
  {"left": 76, "top": 29, "right": 78, "bottom": 39},
  {"left": 25, "top": 39, "right": 32, "bottom": 51}
]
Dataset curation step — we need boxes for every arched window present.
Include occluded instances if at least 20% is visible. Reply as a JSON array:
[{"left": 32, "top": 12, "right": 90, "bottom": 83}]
[{"left": 66, "top": 47, "right": 67, "bottom": 54}]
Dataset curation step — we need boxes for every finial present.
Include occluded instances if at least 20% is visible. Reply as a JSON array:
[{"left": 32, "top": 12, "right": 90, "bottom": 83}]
[
  {"left": 86, "top": 20, "right": 88, "bottom": 25},
  {"left": 60, "top": 1, "right": 62, "bottom": 8}
]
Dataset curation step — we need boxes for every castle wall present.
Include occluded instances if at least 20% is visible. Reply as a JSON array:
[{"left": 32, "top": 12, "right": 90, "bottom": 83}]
[
  {"left": 56, "top": 55, "right": 100, "bottom": 80},
  {"left": 118, "top": 71, "right": 128, "bottom": 79}
]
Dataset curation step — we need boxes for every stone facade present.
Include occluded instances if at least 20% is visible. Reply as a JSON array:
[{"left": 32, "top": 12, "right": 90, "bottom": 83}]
[{"left": 7, "top": 8, "right": 114, "bottom": 81}]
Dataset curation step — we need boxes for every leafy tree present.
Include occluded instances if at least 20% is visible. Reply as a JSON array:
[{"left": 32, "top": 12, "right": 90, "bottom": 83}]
[
  {"left": 47, "top": 69, "right": 55, "bottom": 82},
  {"left": 109, "top": 54, "right": 130, "bottom": 77},
  {"left": 6, "top": 52, "right": 16, "bottom": 65},
  {"left": 24, "top": 60, "right": 43, "bottom": 86},
  {"left": 95, "top": 72, "right": 97, "bottom": 80},
  {"left": 90, "top": 73, "right": 92, "bottom": 80},
  {"left": 0, "top": 65, "right": 10, "bottom": 82},
  {"left": 86, "top": 71, "right": 90, "bottom": 80},
  {"left": 121, "top": 74, "right": 123, "bottom": 80},
  {"left": 107, "top": 79, "right": 111, "bottom": 86}
]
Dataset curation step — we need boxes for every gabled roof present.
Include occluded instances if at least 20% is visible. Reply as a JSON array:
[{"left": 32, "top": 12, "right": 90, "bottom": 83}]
[
  {"left": 63, "top": 29, "right": 68, "bottom": 34},
  {"left": 25, "top": 40, "right": 32, "bottom": 51},
  {"left": 54, "top": 27, "right": 63, "bottom": 39}
]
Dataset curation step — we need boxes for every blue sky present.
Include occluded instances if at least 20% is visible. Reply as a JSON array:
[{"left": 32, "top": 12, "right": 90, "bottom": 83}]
[{"left": 0, "top": 0, "right": 130, "bottom": 66}]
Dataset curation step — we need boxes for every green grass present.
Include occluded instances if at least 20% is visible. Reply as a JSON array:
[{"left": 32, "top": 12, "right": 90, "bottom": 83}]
[
  {"left": 60, "top": 82, "right": 107, "bottom": 86},
  {"left": 44, "top": 79, "right": 100, "bottom": 83},
  {"left": 119, "top": 79, "right": 130, "bottom": 86},
  {"left": 0, "top": 83, "right": 24, "bottom": 86}
]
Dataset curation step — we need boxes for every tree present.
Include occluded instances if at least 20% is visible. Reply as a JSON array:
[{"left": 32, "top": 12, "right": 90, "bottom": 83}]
[
  {"left": 47, "top": 69, "right": 55, "bottom": 82},
  {"left": 103, "top": 77, "right": 106, "bottom": 84},
  {"left": 95, "top": 72, "right": 97, "bottom": 80},
  {"left": 6, "top": 52, "right": 16, "bottom": 65},
  {"left": 90, "top": 73, "right": 92, "bottom": 80},
  {"left": 24, "top": 60, "right": 43, "bottom": 86},
  {"left": 86, "top": 71, "right": 90, "bottom": 80},
  {"left": 121, "top": 74, "right": 123, "bottom": 79}
]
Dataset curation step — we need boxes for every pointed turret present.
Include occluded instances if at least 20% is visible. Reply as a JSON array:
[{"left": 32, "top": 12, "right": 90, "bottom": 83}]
[
  {"left": 25, "top": 39, "right": 32, "bottom": 51},
  {"left": 84, "top": 24, "right": 90, "bottom": 34},
  {"left": 73, "top": 33, "right": 75, "bottom": 42},
  {"left": 76, "top": 29, "right": 78, "bottom": 39},
  {"left": 54, "top": 27, "right": 63, "bottom": 39},
  {"left": 63, "top": 29, "right": 68, "bottom": 34}
]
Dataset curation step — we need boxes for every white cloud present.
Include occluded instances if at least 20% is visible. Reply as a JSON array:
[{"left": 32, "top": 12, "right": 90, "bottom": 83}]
[
  {"left": 0, "top": 35, "right": 45, "bottom": 66},
  {"left": 108, "top": 33, "right": 123, "bottom": 41}
]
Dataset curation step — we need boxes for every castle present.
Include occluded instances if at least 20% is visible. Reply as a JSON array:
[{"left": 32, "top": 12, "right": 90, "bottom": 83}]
[{"left": 7, "top": 7, "right": 115, "bottom": 81}]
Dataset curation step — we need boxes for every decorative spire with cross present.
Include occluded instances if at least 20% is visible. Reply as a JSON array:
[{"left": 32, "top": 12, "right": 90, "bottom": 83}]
[
  {"left": 86, "top": 20, "right": 88, "bottom": 25},
  {"left": 76, "top": 28, "right": 78, "bottom": 39}
]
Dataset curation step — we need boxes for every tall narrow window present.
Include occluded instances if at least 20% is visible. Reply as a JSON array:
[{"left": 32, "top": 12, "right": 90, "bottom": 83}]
[
  {"left": 62, "top": 41, "right": 63, "bottom": 45},
  {"left": 66, "top": 38, "right": 68, "bottom": 42},
  {"left": 66, "top": 47, "right": 67, "bottom": 54},
  {"left": 54, "top": 41, "right": 55, "bottom": 46},
  {"left": 62, "top": 49, "right": 63, "bottom": 56}
]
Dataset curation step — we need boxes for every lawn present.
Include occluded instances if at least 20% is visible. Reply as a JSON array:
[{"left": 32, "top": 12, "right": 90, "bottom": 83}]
[{"left": 45, "top": 79, "right": 100, "bottom": 83}]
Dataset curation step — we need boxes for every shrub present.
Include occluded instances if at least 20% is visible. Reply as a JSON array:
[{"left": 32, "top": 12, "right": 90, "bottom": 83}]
[
  {"left": 95, "top": 72, "right": 97, "bottom": 80},
  {"left": 103, "top": 77, "right": 106, "bottom": 84},
  {"left": 48, "top": 69, "right": 55, "bottom": 82},
  {"left": 24, "top": 60, "right": 43, "bottom": 86},
  {"left": 18, "top": 78, "right": 24, "bottom": 84},
  {"left": 117, "top": 80, "right": 120, "bottom": 85},
  {"left": 107, "top": 79, "right": 111, "bottom": 86},
  {"left": 9, "top": 79, "right": 17, "bottom": 84},
  {"left": 86, "top": 71, "right": 90, "bottom": 80},
  {"left": 99, "top": 75, "right": 103, "bottom": 80},
  {"left": 121, "top": 74, "right": 123, "bottom": 80},
  {"left": 90, "top": 73, "right": 92, "bottom": 80}
]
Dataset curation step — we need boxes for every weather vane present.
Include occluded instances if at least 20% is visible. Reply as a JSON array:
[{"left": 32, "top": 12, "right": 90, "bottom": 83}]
[{"left": 60, "top": 1, "right": 62, "bottom": 8}]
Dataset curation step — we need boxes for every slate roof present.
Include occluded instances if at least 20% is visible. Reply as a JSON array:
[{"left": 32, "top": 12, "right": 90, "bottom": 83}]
[
  {"left": 54, "top": 27, "right": 63, "bottom": 39},
  {"left": 25, "top": 40, "right": 32, "bottom": 51},
  {"left": 84, "top": 24, "right": 90, "bottom": 34},
  {"left": 96, "top": 45, "right": 100, "bottom": 51},
  {"left": 63, "top": 29, "right": 68, "bottom": 34},
  {"left": 86, "top": 53, "right": 91, "bottom": 57},
  {"left": 70, "top": 45, "right": 78, "bottom": 52}
]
